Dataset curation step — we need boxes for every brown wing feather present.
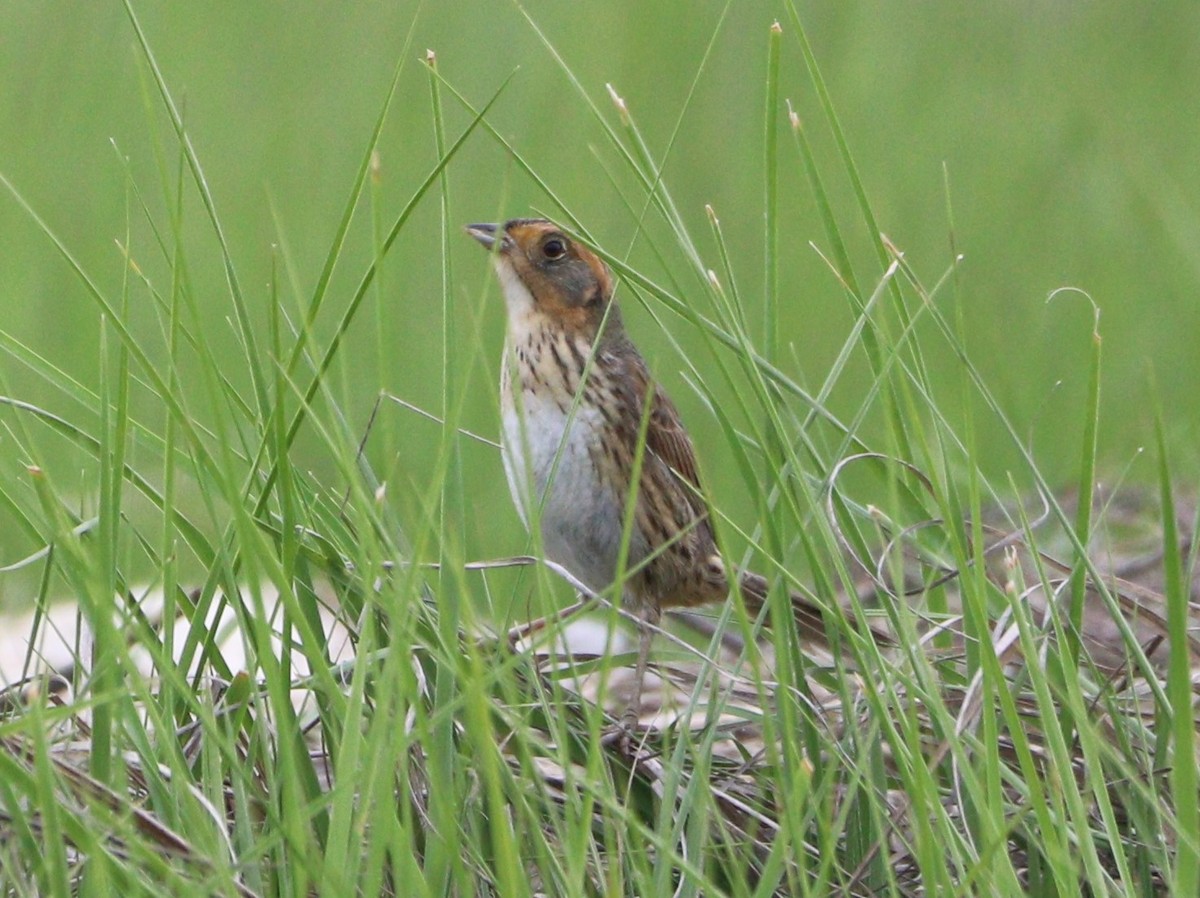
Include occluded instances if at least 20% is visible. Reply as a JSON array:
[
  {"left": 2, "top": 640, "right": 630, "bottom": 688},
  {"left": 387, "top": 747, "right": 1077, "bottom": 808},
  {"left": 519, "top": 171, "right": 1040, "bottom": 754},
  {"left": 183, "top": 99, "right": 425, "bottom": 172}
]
[
  {"left": 647, "top": 387, "right": 703, "bottom": 496},
  {"left": 619, "top": 350, "right": 704, "bottom": 500}
]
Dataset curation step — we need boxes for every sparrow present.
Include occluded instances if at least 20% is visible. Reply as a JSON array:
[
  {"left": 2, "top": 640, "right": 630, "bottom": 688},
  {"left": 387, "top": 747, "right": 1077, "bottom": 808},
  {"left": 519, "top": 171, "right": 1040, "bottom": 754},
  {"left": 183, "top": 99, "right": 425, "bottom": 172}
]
[{"left": 467, "top": 219, "right": 877, "bottom": 734}]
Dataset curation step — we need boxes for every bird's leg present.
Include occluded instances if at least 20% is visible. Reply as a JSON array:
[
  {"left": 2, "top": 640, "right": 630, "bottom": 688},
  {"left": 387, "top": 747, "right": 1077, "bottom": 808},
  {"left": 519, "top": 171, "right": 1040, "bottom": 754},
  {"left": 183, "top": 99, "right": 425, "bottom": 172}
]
[
  {"left": 623, "top": 609, "right": 657, "bottom": 731},
  {"left": 603, "top": 604, "right": 660, "bottom": 753}
]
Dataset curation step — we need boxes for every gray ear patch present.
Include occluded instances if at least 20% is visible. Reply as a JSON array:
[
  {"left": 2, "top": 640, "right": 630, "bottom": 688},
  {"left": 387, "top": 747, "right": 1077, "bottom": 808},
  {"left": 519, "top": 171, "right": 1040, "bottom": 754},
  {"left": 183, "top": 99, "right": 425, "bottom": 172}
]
[{"left": 558, "top": 261, "right": 599, "bottom": 306}]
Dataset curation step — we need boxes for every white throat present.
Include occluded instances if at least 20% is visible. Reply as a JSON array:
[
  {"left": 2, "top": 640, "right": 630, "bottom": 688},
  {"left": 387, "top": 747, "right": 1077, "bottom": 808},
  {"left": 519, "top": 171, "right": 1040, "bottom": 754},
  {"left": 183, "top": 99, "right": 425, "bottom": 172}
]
[{"left": 493, "top": 257, "right": 541, "bottom": 337}]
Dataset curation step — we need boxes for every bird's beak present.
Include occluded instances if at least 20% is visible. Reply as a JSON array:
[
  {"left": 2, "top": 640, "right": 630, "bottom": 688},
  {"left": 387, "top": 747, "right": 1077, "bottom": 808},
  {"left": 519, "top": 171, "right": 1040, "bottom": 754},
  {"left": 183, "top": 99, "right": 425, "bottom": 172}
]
[{"left": 466, "top": 222, "right": 509, "bottom": 253}]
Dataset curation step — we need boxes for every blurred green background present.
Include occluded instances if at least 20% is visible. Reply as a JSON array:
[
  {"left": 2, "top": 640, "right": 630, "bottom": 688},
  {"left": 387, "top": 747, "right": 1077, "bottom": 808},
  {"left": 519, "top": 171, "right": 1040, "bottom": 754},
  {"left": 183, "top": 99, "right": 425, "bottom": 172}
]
[{"left": 0, "top": 2, "right": 1197, "bottom": 583}]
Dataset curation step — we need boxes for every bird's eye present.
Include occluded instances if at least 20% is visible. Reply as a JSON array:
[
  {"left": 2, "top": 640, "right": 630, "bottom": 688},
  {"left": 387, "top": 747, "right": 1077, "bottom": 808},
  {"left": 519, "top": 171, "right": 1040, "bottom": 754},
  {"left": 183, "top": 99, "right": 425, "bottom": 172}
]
[{"left": 541, "top": 237, "right": 567, "bottom": 261}]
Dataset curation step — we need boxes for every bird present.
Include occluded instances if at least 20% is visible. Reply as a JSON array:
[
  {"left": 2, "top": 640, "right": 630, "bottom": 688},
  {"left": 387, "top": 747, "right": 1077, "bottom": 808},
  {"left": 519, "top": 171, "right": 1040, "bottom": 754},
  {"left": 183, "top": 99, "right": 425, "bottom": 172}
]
[{"left": 466, "top": 218, "right": 880, "bottom": 740}]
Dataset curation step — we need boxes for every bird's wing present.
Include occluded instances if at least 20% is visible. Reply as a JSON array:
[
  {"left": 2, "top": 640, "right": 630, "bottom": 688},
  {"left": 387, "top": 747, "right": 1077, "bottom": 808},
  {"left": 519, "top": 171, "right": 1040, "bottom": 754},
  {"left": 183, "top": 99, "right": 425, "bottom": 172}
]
[
  {"left": 646, "top": 386, "right": 703, "bottom": 495},
  {"left": 609, "top": 344, "right": 706, "bottom": 506}
]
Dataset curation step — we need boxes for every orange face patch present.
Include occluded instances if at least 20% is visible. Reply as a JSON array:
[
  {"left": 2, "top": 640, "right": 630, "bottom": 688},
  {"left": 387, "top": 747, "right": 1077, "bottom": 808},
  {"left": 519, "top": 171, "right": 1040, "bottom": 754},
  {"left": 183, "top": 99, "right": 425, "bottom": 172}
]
[{"left": 502, "top": 220, "right": 613, "bottom": 338}]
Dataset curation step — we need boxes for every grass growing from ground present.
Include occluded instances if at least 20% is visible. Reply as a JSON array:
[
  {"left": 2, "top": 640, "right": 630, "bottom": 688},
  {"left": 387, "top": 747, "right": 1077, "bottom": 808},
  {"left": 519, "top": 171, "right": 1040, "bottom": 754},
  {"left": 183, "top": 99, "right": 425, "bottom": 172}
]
[{"left": 0, "top": 3, "right": 1195, "bottom": 896}]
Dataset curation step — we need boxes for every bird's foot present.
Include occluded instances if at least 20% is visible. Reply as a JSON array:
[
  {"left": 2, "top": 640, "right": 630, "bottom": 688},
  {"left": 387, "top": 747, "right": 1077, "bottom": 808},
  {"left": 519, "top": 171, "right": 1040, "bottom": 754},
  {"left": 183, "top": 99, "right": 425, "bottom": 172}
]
[{"left": 600, "top": 705, "right": 654, "bottom": 761}]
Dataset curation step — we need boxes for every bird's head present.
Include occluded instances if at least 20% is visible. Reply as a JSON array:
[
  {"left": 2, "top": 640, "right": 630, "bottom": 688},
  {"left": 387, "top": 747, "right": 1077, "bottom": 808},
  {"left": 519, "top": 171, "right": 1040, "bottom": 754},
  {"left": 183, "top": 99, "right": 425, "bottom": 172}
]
[{"left": 466, "top": 219, "right": 620, "bottom": 342}]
